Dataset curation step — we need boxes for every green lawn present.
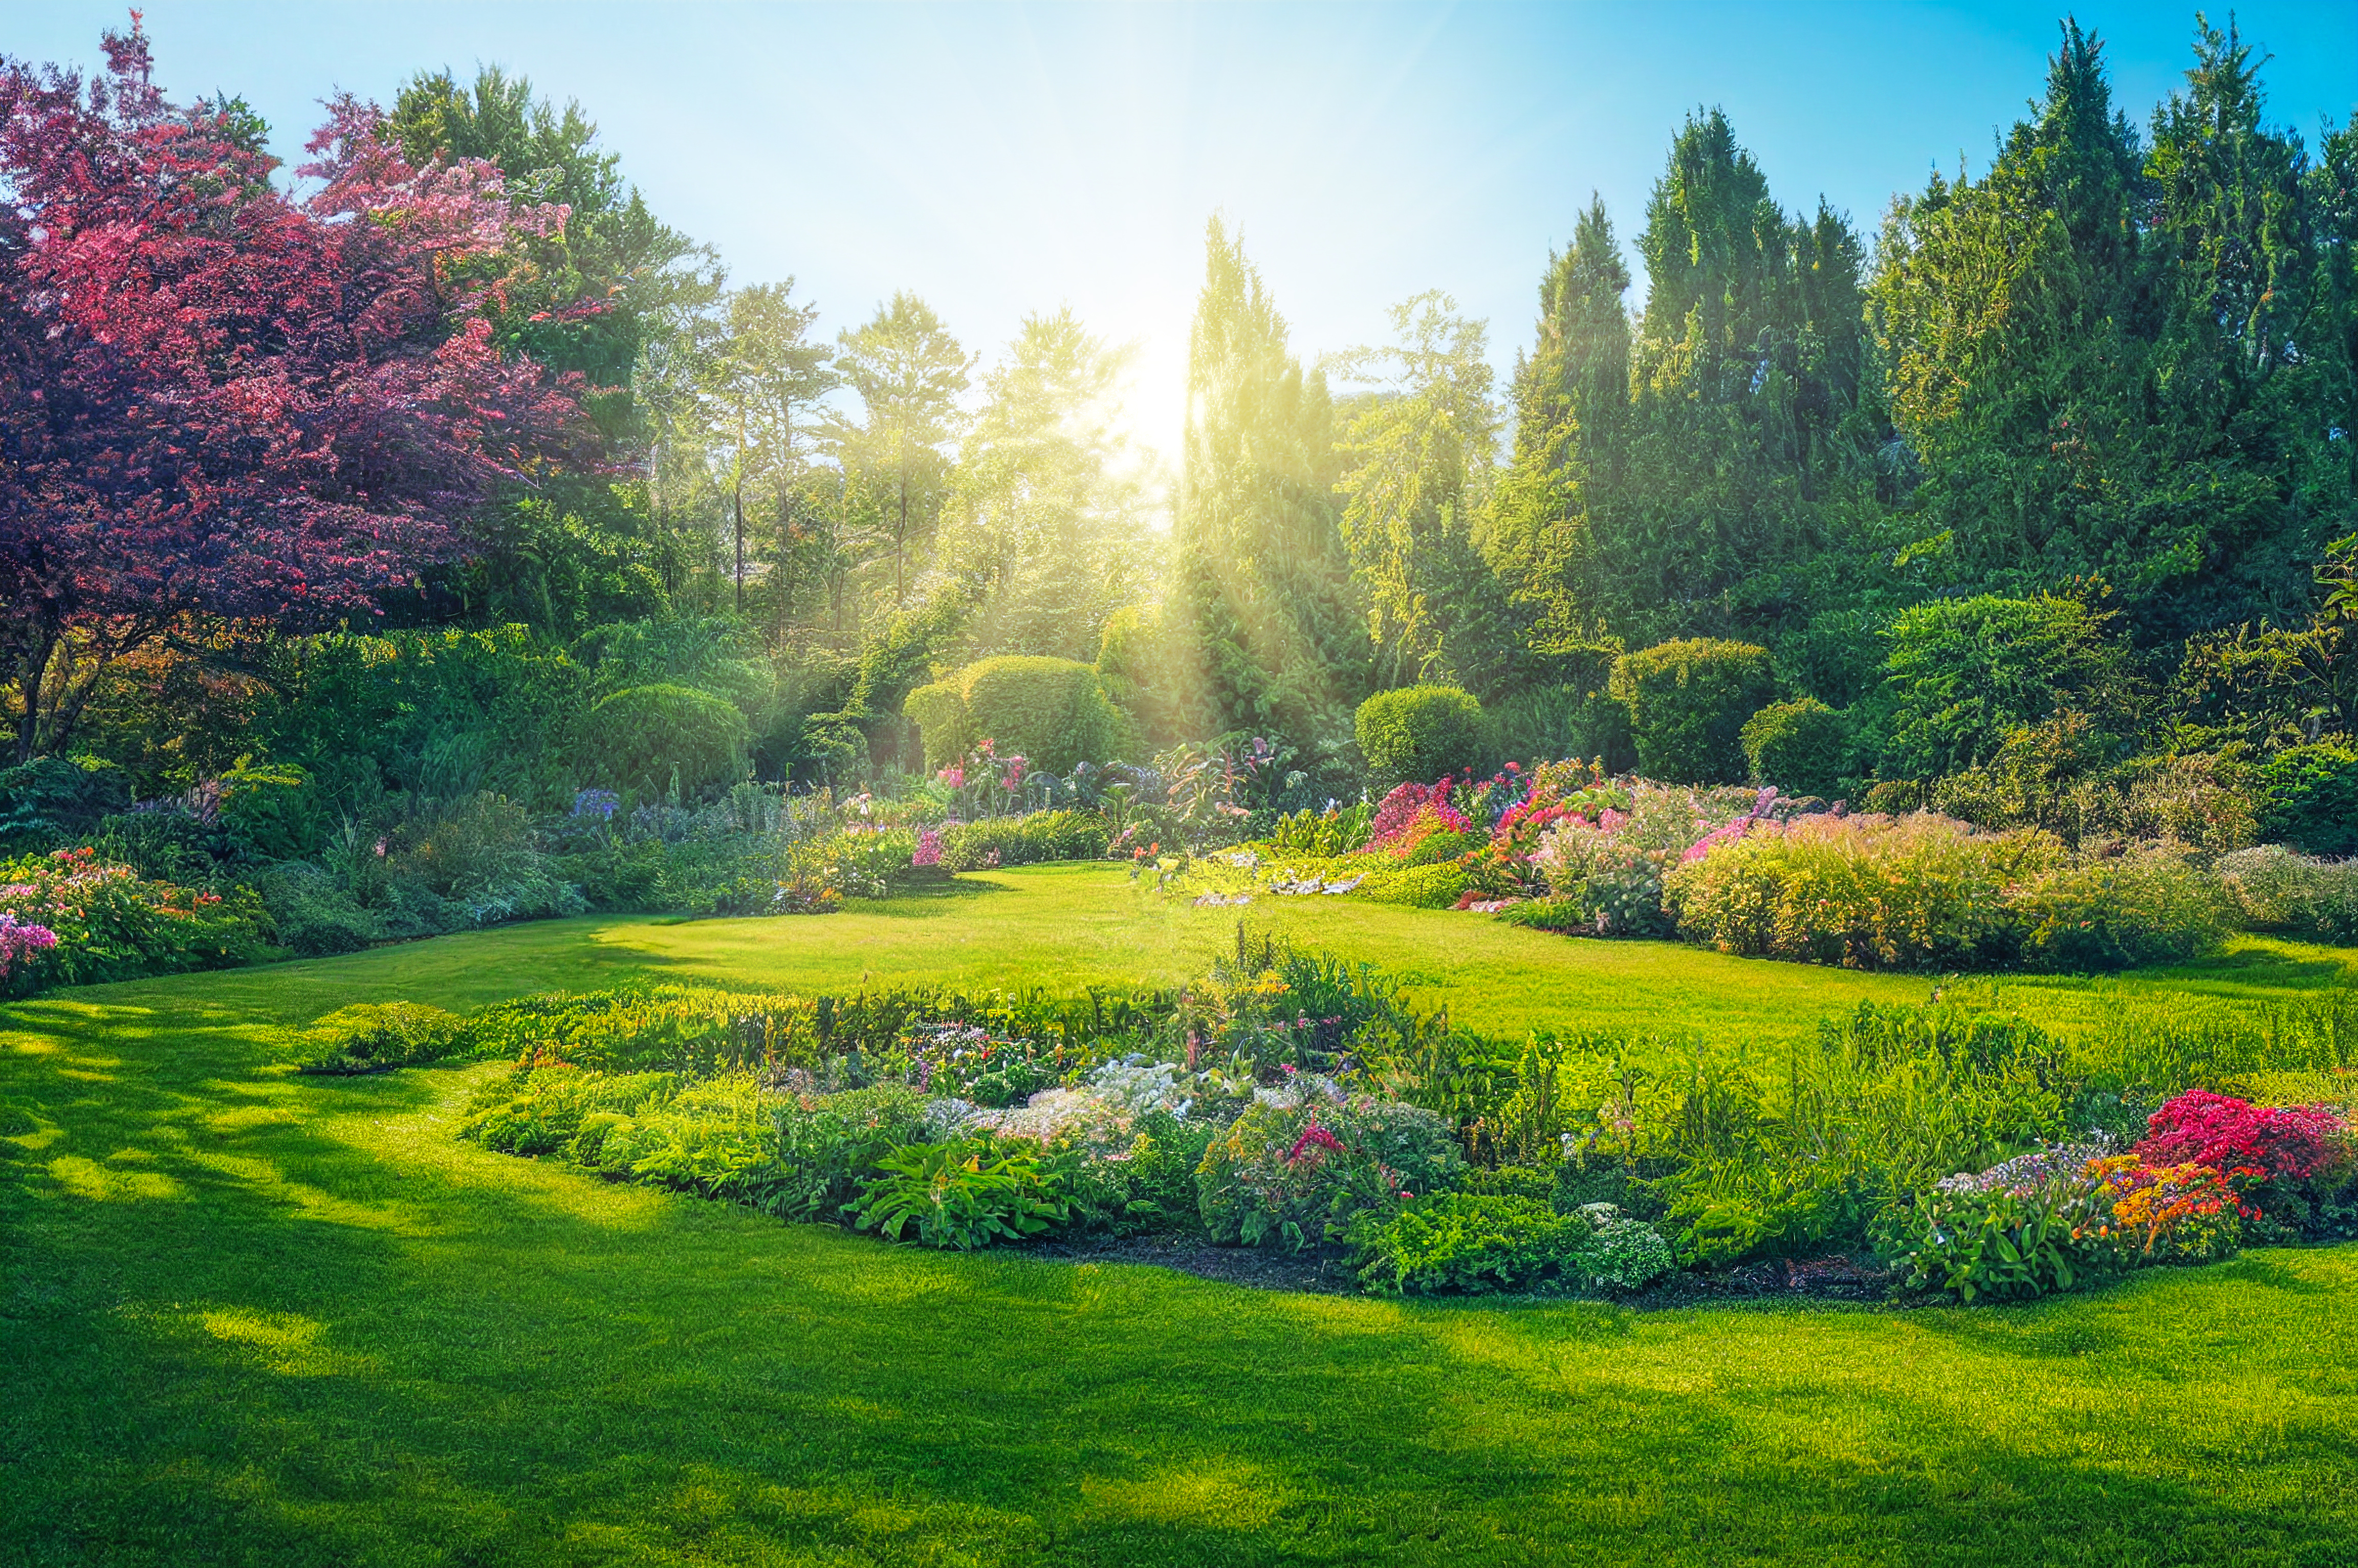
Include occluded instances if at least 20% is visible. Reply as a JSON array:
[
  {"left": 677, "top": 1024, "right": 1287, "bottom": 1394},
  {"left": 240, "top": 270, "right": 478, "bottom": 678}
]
[{"left": 7, "top": 863, "right": 2358, "bottom": 1565}]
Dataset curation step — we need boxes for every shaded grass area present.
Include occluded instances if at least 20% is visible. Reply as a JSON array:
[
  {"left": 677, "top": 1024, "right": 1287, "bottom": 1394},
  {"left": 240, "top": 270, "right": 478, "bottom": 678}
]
[{"left": 6, "top": 863, "right": 2358, "bottom": 1564}]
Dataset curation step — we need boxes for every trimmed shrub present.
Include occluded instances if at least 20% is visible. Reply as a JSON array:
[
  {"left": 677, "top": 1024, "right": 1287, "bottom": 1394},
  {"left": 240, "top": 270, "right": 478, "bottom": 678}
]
[
  {"left": 960, "top": 657, "right": 1123, "bottom": 775},
  {"left": 1741, "top": 699, "right": 1851, "bottom": 799},
  {"left": 2255, "top": 743, "right": 2358, "bottom": 856},
  {"left": 1361, "top": 863, "right": 1471, "bottom": 909},
  {"left": 905, "top": 658, "right": 1123, "bottom": 776},
  {"left": 584, "top": 683, "right": 750, "bottom": 800},
  {"left": 1355, "top": 686, "right": 1489, "bottom": 784},
  {"left": 1610, "top": 640, "right": 1775, "bottom": 785}
]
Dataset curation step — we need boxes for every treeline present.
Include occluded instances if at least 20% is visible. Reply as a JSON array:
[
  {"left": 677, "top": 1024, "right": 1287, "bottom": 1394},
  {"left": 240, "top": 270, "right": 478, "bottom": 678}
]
[{"left": 5, "top": 17, "right": 2355, "bottom": 824}]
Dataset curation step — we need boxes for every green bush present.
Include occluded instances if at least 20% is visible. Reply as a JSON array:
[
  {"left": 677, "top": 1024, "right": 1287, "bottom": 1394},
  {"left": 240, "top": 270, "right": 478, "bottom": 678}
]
[
  {"left": 1741, "top": 699, "right": 1852, "bottom": 799},
  {"left": 902, "top": 681, "right": 975, "bottom": 771},
  {"left": 908, "top": 657, "right": 1123, "bottom": 776},
  {"left": 1351, "top": 1193, "right": 1584, "bottom": 1295},
  {"left": 583, "top": 684, "right": 750, "bottom": 800},
  {"left": 0, "top": 755, "right": 134, "bottom": 848},
  {"left": 792, "top": 713, "right": 869, "bottom": 788},
  {"left": 1350, "top": 1194, "right": 1676, "bottom": 1296},
  {"left": 258, "top": 625, "right": 591, "bottom": 809},
  {"left": 1665, "top": 813, "right": 2230, "bottom": 973},
  {"left": 940, "top": 810, "right": 1109, "bottom": 872},
  {"left": 1360, "top": 862, "right": 1470, "bottom": 908},
  {"left": 1609, "top": 640, "right": 1775, "bottom": 785},
  {"left": 294, "top": 1002, "right": 473, "bottom": 1075},
  {"left": 1487, "top": 681, "right": 1632, "bottom": 772},
  {"left": 2255, "top": 743, "right": 2358, "bottom": 856},
  {"left": 1880, "top": 594, "right": 2133, "bottom": 779},
  {"left": 2220, "top": 845, "right": 2358, "bottom": 941},
  {"left": 1355, "top": 686, "right": 1490, "bottom": 784},
  {"left": 763, "top": 1084, "right": 932, "bottom": 1221}
]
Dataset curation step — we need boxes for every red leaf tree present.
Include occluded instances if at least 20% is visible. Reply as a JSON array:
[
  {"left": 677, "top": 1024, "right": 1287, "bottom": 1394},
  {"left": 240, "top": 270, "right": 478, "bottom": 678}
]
[{"left": 0, "top": 19, "right": 586, "bottom": 760}]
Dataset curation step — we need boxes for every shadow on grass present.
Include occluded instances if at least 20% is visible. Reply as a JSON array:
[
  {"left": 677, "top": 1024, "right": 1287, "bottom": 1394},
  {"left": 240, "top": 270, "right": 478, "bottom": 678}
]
[{"left": 10, "top": 979, "right": 2358, "bottom": 1564}]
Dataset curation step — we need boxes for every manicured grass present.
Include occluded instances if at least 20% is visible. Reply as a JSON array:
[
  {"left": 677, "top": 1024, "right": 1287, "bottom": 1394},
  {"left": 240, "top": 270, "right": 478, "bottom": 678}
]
[{"left": 7, "top": 863, "right": 2358, "bottom": 1565}]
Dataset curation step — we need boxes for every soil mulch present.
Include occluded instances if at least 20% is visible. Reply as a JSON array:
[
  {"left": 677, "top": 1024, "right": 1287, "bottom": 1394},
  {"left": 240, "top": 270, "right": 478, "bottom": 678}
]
[{"left": 1025, "top": 1233, "right": 1901, "bottom": 1305}]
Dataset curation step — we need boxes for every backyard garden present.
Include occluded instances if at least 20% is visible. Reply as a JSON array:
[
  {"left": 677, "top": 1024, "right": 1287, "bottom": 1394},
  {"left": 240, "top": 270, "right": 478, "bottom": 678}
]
[{"left": 6, "top": 11, "right": 2358, "bottom": 1563}]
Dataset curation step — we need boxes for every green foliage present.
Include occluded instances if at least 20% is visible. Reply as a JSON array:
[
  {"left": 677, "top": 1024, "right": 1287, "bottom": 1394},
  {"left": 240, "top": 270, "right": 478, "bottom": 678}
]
[
  {"left": 903, "top": 681, "right": 974, "bottom": 770},
  {"left": 1194, "top": 1093, "right": 1461, "bottom": 1251},
  {"left": 764, "top": 1084, "right": 933, "bottom": 1222},
  {"left": 1487, "top": 680, "right": 1633, "bottom": 772},
  {"left": 1354, "top": 686, "right": 1489, "bottom": 785},
  {"left": 1351, "top": 1193, "right": 1584, "bottom": 1295},
  {"left": 2218, "top": 847, "right": 2358, "bottom": 943},
  {"left": 1348, "top": 1194, "right": 1675, "bottom": 1297},
  {"left": 1359, "top": 863, "right": 1470, "bottom": 909},
  {"left": 1610, "top": 640, "right": 1776, "bottom": 785},
  {"left": 1892, "top": 1180, "right": 2107, "bottom": 1304},
  {"left": 936, "top": 811, "right": 1108, "bottom": 872},
  {"left": 1267, "top": 802, "right": 1372, "bottom": 858},
  {"left": 1880, "top": 594, "right": 2133, "bottom": 780},
  {"left": 1666, "top": 814, "right": 2231, "bottom": 972},
  {"left": 958, "top": 657, "right": 1124, "bottom": 775},
  {"left": 854, "top": 1139, "right": 1070, "bottom": 1249},
  {"left": 293, "top": 1003, "right": 473, "bottom": 1075},
  {"left": 258, "top": 627, "right": 591, "bottom": 811},
  {"left": 1741, "top": 699, "right": 1851, "bottom": 799},
  {"left": 582, "top": 684, "right": 750, "bottom": 800},
  {"left": 0, "top": 756, "right": 132, "bottom": 849},
  {"left": 2254, "top": 744, "right": 2358, "bottom": 857}
]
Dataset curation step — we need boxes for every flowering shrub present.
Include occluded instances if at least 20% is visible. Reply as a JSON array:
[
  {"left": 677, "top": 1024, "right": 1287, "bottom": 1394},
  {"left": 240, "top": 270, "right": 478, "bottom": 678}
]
[
  {"left": 910, "top": 827, "right": 943, "bottom": 868},
  {"left": 0, "top": 847, "right": 266, "bottom": 994},
  {"left": 2136, "top": 1090, "right": 2338, "bottom": 1180},
  {"left": 1195, "top": 1085, "right": 1462, "bottom": 1250},
  {"left": 1664, "top": 812, "right": 2231, "bottom": 972},
  {"left": 2085, "top": 1155, "right": 2248, "bottom": 1263}
]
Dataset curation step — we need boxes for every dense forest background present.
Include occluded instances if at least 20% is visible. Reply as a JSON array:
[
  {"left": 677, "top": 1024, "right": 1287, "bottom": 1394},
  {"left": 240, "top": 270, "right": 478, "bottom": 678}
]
[{"left": 4, "top": 15, "right": 2353, "bottom": 836}]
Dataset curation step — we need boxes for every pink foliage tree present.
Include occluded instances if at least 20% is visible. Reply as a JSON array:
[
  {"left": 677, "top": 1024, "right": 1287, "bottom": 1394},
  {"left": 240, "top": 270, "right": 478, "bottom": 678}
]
[{"left": 0, "top": 19, "right": 586, "bottom": 758}]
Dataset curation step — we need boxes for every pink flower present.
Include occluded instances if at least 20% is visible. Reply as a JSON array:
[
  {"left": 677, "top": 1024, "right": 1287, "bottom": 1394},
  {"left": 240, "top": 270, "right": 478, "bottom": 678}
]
[{"left": 1288, "top": 1118, "right": 1344, "bottom": 1164}]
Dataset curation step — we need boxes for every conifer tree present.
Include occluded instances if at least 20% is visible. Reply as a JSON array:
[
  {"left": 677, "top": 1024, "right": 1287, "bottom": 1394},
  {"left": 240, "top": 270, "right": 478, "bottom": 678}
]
[{"left": 1171, "top": 220, "right": 1369, "bottom": 745}]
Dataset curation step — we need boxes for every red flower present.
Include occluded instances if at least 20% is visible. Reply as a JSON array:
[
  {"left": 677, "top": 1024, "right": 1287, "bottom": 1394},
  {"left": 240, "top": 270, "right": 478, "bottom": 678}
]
[{"left": 1287, "top": 1118, "right": 1344, "bottom": 1164}]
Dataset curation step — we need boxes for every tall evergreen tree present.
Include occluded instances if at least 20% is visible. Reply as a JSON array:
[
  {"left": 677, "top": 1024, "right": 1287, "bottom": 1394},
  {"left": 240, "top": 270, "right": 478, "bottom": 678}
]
[
  {"left": 1330, "top": 292, "right": 1512, "bottom": 691},
  {"left": 1486, "top": 197, "right": 1631, "bottom": 650},
  {"left": 1171, "top": 220, "right": 1369, "bottom": 744}
]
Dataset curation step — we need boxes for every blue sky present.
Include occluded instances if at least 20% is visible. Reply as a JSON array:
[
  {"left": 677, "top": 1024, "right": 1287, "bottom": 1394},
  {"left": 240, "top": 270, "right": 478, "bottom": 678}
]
[{"left": 11, "top": 2, "right": 2355, "bottom": 455}]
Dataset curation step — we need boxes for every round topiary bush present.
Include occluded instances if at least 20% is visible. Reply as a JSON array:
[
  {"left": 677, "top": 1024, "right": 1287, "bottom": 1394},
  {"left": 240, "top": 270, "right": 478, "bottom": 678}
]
[
  {"left": 2255, "top": 743, "right": 2358, "bottom": 856},
  {"left": 1355, "top": 686, "right": 1489, "bottom": 785},
  {"left": 584, "top": 683, "right": 750, "bottom": 800},
  {"left": 905, "top": 657, "right": 1122, "bottom": 775},
  {"left": 1609, "top": 639, "right": 1775, "bottom": 785},
  {"left": 1740, "top": 698, "right": 1852, "bottom": 799}
]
